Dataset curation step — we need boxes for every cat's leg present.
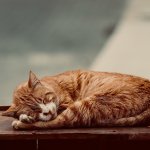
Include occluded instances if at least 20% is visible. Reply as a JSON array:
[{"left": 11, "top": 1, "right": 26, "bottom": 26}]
[
  {"left": 12, "top": 100, "right": 93, "bottom": 129},
  {"left": 113, "top": 108, "right": 150, "bottom": 126},
  {"left": 12, "top": 113, "right": 38, "bottom": 129},
  {"left": 12, "top": 120, "right": 33, "bottom": 129},
  {"left": 11, "top": 113, "right": 36, "bottom": 129},
  {"left": 12, "top": 107, "right": 74, "bottom": 129}
]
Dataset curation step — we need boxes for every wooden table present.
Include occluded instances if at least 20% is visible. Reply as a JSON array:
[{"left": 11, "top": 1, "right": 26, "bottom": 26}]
[{"left": 1, "top": 106, "right": 150, "bottom": 150}]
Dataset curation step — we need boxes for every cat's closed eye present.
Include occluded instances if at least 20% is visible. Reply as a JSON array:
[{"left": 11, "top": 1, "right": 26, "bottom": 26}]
[
  {"left": 44, "top": 92, "right": 56, "bottom": 102},
  {"left": 31, "top": 106, "right": 41, "bottom": 113}
]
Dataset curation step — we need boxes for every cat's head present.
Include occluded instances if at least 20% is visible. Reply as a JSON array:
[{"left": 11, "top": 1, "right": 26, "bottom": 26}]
[{"left": 2, "top": 71, "right": 59, "bottom": 122}]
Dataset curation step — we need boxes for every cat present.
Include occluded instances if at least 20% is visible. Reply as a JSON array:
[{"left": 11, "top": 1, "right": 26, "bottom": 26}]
[{"left": 2, "top": 69, "right": 150, "bottom": 129}]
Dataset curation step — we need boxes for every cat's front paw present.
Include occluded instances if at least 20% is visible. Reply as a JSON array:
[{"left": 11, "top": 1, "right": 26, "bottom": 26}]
[
  {"left": 19, "top": 114, "right": 35, "bottom": 123},
  {"left": 12, "top": 120, "right": 22, "bottom": 129},
  {"left": 12, "top": 120, "right": 33, "bottom": 130}
]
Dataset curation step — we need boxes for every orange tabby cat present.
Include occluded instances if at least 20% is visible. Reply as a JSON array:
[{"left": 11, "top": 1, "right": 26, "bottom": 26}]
[{"left": 2, "top": 70, "right": 150, "bottom": 129}]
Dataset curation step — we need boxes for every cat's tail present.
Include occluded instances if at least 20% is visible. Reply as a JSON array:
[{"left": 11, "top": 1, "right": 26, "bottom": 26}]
[{"left": 113, "top": 108, "right": 150, "bottom": 126}]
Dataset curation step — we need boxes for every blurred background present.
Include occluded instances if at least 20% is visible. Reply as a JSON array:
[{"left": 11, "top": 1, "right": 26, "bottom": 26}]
[{"left": 0, "top": 0, "right": 126, "bottom": 105}]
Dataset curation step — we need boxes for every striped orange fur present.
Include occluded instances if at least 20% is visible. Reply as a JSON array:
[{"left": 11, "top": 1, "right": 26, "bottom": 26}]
[{"left": 3, "top": 70, "right": 150, "bottom": 129}]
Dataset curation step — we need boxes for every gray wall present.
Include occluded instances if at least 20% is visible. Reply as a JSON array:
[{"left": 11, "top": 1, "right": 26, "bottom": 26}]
[{"left": 0, "top": 0, "right": 125, "bottom": 104}]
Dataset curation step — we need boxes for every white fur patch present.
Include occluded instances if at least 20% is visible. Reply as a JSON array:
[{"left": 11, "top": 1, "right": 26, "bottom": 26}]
[
  {"left": 12, "top": 120, "right": 21, "bottom": 129},
  {"left": 19, "top": 114, "right": 33, "bottom": 123},
  {"left": 39, "top": 102, "right": 57, "bottom": 121},
  {"left": 19, "top": 114, "right": 28, "bottom": 121}
]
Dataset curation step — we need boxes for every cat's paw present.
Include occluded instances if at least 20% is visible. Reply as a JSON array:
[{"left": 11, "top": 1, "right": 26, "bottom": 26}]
[
  {"left": 12, "top": 120, "right": 22, "bottom": 129},
  {"left": 12, "top": 120, "right": 33, "bottom": 130},
  {"left": 19, "top": 114, "right": 34, "bottom": 123}
]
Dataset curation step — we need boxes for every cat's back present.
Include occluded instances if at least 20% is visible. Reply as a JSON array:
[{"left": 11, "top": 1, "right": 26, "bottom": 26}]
[
  {"left": 43, "top": 69, "right": 150, "bottom": 89},
  {"left": 42, "top": 69, "right": 150, "bottom": 96},
  {"left": 77, "top": 70, "right": 150, "bottom": 98}
]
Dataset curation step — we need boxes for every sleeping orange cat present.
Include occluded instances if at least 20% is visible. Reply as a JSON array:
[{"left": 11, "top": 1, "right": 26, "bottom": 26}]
[{"left": 2, "top": 70, "right": 150, "bottom": 129}]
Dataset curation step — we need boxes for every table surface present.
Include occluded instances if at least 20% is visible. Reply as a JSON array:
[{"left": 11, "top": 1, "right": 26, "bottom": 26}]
[{"left": 1, "top": 106, "right": 150, "bottom": 140}]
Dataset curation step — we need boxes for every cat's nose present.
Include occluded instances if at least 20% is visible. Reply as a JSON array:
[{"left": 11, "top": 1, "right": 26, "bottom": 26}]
[{"left": 43, "top": 112, "right": 49, "bottom": 116}]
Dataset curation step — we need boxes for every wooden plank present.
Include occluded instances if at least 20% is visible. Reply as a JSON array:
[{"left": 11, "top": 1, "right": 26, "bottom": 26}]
[
  {"left": 38, "top": 139, "right": 150, "bottom": 150},
  {"left": 0, "top": 140, "right": 36, "bottom": 150},
  {"left": 0, "top": 106, "right": 9, "bottom": 111},
  {"left": 1, "top": 106, "right": 150, "bottom": 141}
]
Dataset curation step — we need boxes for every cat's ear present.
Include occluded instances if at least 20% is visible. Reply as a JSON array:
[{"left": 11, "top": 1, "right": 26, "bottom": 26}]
[
  {"left": 28, "top": 71, "right": 41, "bottom": 89},
  {"left": 2, "top": 105, "right": 17, "bottom": 117}
]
